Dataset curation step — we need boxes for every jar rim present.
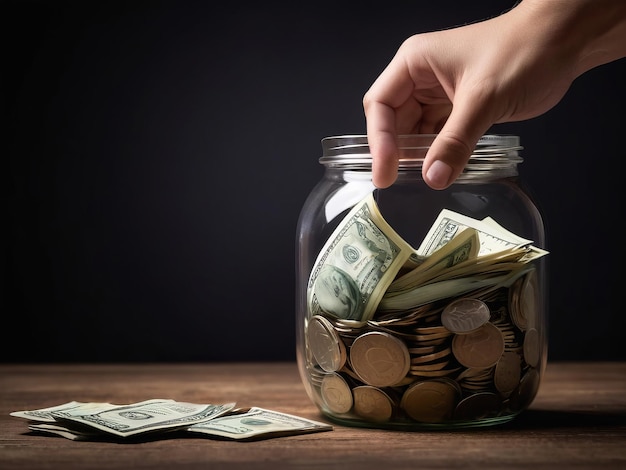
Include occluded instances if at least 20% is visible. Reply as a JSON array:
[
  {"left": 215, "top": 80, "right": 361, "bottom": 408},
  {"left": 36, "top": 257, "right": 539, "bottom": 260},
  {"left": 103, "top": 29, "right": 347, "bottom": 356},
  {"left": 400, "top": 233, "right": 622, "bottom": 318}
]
[{"left": 319, "top": 134, "right": 523, "bottom": 170}]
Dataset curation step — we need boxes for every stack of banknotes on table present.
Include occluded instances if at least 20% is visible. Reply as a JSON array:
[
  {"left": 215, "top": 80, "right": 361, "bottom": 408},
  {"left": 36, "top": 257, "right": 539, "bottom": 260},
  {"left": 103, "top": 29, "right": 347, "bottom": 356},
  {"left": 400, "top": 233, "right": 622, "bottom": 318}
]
[{"left": 11, "top": 399, "right": 332, "bottom": 441}]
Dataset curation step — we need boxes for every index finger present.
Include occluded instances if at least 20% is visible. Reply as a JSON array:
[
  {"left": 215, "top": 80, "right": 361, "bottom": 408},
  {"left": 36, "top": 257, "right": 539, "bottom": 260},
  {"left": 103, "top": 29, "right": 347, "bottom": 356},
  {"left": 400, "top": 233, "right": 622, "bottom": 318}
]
[
  {"left": 363, "top": 59, "right": 415, "bottom": 188},
  {"left": 365, "top": 102, "right": 399, "bottom": 188}
]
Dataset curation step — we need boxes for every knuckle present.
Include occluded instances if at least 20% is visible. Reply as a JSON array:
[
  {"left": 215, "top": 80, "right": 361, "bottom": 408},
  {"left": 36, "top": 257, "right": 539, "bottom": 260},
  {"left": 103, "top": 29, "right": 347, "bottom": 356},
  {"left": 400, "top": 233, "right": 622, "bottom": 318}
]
[{"left": 438, "top": 131, "right": 473, "bottom": 158}]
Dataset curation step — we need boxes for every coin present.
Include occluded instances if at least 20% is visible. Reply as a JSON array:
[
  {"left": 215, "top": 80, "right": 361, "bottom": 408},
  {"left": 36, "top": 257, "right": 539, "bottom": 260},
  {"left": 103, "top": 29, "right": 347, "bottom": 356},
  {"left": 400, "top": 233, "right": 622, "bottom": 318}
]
[
  {"left": 520, "top": 269, "right": 539, "bottom": 329},
  {"left": 320, "top": 373, "right": 353, "bottom": 414},
  {"left": 457, "top": 366, "right": 494, "bottom": 392},
  {"left": 352, "top": 386, "right": 395, "bottom": 423},
  {"left": 441, "top": 298, "right": 491, "bottom": 334},
  {"left": 456, "top": 367, "right": 492, "bottom": 381},
  {"left": 410, "top": 359, "right": 449, "bottom": 372},
  {"left": 400, "top": 379, "right": 460, "bottom": 423},
  {"left": 408, "top": 345, "right": 438, "bottom": 355},
  {"left": 410, "top": 346, "right": 451, "bottom": 364},
  {"left": 349, "top": 331, "right": 411, "bottom": 387},
  {"left": 306, "top": 315, "right": 347, "bottom": 372},
  {"left": 509, "top": 270, "right": 539, "bottom": 331},
  {"left": 454, "top": 392, "right": 501, "bottom": 421},
  {"left": 523, "top": 327, "right": 540, "bottom": 368},
  {"left": 494, "top": 351, "right": 522, "bottom": 394},
  {"left": 414, "top": 325, "right": 450, "bottom": 335},
  {"left": 510, "top": 367, "right": 540, "bottom": 411},
  {"left": 409, "top": 365, "right": 462, "bottom": 378},
  {"left": 452, "top": 322, "right": 505, "bottom": 368}
]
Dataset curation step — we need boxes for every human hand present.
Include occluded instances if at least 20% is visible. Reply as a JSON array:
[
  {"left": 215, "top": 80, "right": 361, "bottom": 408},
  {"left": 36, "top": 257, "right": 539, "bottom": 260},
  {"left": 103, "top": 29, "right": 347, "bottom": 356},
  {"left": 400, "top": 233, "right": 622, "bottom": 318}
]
[{"left": 363, "top": 0, "right": 626, "bottom": 189}]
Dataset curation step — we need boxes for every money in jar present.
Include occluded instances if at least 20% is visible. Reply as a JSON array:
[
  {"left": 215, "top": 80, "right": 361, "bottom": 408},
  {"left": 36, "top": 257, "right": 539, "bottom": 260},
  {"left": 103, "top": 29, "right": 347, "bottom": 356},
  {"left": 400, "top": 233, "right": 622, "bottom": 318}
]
[{"left": 296, "top": 134, "right": 549, "bottom": 429}]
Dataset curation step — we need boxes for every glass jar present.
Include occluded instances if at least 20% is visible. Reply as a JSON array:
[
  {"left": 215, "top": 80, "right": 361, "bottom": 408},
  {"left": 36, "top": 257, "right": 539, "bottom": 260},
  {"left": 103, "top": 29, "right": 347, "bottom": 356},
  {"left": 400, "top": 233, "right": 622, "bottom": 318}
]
[{"left": 295, "top": 134, "right": 548, "bottom": 429}]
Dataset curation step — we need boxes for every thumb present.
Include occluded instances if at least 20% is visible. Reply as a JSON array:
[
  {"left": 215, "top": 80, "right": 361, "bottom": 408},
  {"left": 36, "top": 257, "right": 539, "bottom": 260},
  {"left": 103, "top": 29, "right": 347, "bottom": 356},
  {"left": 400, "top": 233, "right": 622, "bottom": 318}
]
[{"left": 422, "top": 97, "right": 496, "bottom": 190}]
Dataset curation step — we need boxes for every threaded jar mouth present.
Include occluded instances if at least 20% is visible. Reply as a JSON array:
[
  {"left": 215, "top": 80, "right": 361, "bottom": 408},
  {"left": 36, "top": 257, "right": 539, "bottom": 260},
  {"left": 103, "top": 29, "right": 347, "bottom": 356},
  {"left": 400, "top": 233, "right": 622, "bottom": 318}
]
[{"left": 319, "top": 134, "right": 523, "bottom": 178}]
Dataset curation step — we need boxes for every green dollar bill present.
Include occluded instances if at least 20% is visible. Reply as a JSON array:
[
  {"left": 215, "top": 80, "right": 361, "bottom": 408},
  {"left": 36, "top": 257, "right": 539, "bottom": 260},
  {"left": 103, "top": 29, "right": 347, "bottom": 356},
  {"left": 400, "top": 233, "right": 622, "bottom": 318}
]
[{"left": 307, "top": 192, "right": 414, "bottom": 322}]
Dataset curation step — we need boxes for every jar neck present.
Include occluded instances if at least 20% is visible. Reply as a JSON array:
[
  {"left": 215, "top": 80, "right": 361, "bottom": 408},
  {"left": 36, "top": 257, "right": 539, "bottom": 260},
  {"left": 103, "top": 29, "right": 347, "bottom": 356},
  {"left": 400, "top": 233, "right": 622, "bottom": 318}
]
[{"left": 319, "top": 134, "right": 523, "bottom": 182}]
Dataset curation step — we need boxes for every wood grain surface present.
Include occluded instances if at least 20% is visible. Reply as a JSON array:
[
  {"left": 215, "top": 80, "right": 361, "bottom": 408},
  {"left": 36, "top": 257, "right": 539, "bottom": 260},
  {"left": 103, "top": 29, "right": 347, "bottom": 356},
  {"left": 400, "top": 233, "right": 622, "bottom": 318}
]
[{"left": 1, "top": 362, "right": 624, "bottom": 469}]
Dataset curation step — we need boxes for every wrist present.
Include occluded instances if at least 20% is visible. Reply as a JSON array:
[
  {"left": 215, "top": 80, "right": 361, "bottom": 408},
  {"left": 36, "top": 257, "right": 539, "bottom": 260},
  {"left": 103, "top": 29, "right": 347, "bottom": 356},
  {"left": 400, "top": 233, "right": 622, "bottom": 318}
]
[{"left": 513, "top": 0, "right": 626, "bottom": 76}]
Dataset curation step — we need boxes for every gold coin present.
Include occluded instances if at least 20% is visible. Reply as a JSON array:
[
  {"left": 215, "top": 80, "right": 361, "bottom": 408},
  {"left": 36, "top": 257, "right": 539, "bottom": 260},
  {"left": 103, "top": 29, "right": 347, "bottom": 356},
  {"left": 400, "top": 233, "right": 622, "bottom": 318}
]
[
  {"left": 306, "top": 315, "right": 347, "bottom": 372},
  {"left": 457, "top": 367, "right": 494, "bottom": 393},
  {"left": 410, "top": 360, "right": 449, "bottom": 372},
  {"left": 352, "top": 386, "right": 395, "bottom": 423},
  {"left": 457, "top": 367, "right": 492, "bottom": 381},
  {"left": 494, "top": 351, "right": 522, "bottom": 394},
  {"left": 523, "top": 327, "right": 540, "bottom": 368},
  {"left": 408, "top": 345, "right": 438, "bottom": 355},
  {"left": 414, "top": 325, "right": 450, "bottom": 335},
  {"left": 413, "top": 331, "right": 452, "bottom": 341},
  {"left": 410, "top": 346, "right": 451, "bottom": 364},
  {"left": 454, "top": 392, "right": 501, "bottom": 421},
  {"left": 452, "top": 322, "right": 505, "bottom": 368},
  {"left": 409, "top": 366, "right": 461, "bottom": 378},
  {"left": 413, "top": 337, "right": 448, "bottom": 347},
  {"left": 400, "top": 379, "right": 460, "bottom": 423},
  {"left": 320, "top": 373, "right": 353, "bottom": 414},
  {"left": 508, "top": 276, "right": 526, "bottom": 331},
  {"left": 510, "top": 367, "right": 541, "bottom": 411},
  {"left": 520, "top": 269, "right": 539, "bottom": 329},
  {"left": 441, "top": 298, "right": 491, "bottom": 334},
  {"left": 349, "top": 331, "right": 410, "bottom": 387}
]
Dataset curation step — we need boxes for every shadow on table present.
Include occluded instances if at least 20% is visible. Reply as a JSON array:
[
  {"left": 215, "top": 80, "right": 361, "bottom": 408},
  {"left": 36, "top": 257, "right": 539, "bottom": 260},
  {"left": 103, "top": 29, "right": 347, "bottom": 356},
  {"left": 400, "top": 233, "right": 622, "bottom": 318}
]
[{"left": 500, "top": 408, "right": 626, "bottom": 430}]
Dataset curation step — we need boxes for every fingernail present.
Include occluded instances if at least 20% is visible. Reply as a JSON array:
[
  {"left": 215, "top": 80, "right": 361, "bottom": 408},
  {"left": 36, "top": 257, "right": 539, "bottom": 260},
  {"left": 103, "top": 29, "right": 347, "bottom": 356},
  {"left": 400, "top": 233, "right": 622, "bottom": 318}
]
[{"left": 426, "top": 160, "right": 453, "bottom": 189}]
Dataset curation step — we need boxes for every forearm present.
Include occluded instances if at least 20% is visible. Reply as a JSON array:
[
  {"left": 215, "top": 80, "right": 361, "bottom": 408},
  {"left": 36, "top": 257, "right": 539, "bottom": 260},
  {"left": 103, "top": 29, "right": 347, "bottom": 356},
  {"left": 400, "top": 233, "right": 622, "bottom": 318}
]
[{"left": 514, "top": 0, "right": 626, "bottom": 76}]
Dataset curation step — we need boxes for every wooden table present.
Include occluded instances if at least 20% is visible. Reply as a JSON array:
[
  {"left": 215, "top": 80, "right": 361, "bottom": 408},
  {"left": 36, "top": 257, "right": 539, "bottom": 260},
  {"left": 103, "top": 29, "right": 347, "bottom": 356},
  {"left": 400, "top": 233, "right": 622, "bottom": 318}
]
[{"left": 1, "top": 362, "right": 625, "bottom": 469}]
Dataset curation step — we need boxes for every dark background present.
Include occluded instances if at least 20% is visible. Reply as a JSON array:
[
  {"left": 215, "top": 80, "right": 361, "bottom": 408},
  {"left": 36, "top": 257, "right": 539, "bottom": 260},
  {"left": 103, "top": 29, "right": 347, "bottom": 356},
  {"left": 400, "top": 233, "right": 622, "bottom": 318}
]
[{"left": 3, "top": 0, "right": 625, "bottom": 362}]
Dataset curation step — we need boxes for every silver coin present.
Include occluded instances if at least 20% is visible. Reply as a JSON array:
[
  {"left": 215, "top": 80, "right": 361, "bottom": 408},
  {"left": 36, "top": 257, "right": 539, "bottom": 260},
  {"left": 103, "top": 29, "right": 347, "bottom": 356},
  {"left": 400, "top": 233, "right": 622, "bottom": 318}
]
[{"left": 441, "top": 298, "right": 491, "bottom": 334}]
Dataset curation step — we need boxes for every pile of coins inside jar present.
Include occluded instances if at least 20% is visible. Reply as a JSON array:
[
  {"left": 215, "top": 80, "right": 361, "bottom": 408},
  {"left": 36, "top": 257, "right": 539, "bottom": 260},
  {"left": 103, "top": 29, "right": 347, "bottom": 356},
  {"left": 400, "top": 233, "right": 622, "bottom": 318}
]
[{"left": 305, "top": 268, "right": 542, "bottom": 426}]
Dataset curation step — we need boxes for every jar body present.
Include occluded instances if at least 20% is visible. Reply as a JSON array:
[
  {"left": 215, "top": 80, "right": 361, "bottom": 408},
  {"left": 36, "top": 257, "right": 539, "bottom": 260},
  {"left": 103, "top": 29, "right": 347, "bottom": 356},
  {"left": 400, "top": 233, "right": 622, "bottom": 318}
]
[{"left": 295, "top": 135, "right": 548, "bottom": 429}]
